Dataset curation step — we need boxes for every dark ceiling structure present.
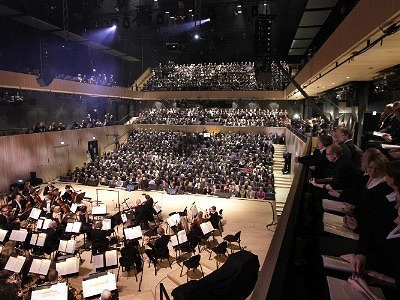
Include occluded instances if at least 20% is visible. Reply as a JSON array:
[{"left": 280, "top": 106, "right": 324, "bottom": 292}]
[{"left": 0, "top": 0, "right": 360, "bottom": 83}]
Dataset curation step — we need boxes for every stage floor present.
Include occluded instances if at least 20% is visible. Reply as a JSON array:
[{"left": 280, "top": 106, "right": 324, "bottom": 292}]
[{"left": 51, "top": 183, "right": 277, "bottom": 299}]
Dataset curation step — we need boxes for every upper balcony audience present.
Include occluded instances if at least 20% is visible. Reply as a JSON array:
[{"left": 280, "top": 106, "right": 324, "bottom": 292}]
[
  {"left": 142, "top": 61, "right": 290, "bottom": 91},
  {"left": 136, "top": 108, "right": 331, "bottom": 137},
  {"left": 28, "top": 113, "right": 114, "bottom": 134}
]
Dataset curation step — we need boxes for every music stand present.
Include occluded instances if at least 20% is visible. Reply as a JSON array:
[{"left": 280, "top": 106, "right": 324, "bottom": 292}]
[
  {"left": 170, "top": 230, "right": 190, "bottom": 265},
  {"left": 4, "top": 255, "right": 26, "bottom": 274},
  {"left": 0, "top": 228, "right": 7, "bottom": 244},
  {"left": 92, "top": 249, "right": 118, "bottom": 272},
  {"left": 56, "top": 254, "right": 80, "bottom": 278},
  {"left": 29, "top": 257, "right": 51, "bottom": 276},
  {"left": 31, "top": 282, "right": 68, "bottom": 300},
  {"left": 82, "top": 272, "right": 117, "bottom": 299}
]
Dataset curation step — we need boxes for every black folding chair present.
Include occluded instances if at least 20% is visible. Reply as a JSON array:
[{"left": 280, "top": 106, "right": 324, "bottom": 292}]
[
  {"left": 223, "top": 231, "right": 241, "bottom": 253},
  {"left": 180, "top": 254, "right": 204, "bottom": 282},
  {"left": 209, "top": 241, "right": 228, "bottom": 269}
]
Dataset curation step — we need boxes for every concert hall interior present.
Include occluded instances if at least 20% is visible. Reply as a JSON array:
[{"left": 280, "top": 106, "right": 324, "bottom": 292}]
[{"left": 0, "top": 1, "right": 400, "bottom": 300}]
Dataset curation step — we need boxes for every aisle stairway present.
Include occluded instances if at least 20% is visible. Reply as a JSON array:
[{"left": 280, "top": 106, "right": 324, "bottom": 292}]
[{"left": 272, "top": 144, "right": 293, "bottom": 216}]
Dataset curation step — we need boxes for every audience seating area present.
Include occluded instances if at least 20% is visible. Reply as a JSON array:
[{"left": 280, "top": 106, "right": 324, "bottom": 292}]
[
  {"left": 142, "top": 61, "right": 290, "bottom": 91},
  {"left": 67, "top": 130, "right": 279, "bottom": 200}
]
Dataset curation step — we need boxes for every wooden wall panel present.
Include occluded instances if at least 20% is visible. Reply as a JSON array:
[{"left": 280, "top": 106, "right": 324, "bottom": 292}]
[{"left": 0, "top": 125, "right": 132, "bottom": 192}]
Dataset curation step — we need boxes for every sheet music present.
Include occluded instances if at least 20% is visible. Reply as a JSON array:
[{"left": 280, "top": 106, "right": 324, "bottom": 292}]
[
  {"left": 373, "top": 131, "right": 386, "bottom": 137},
  {"left": 322, "top": 255, "right": 353, "bottom": 273},
  {"left": 58, "top": 240, "right": 68, "bottom": 253},
  {"left": 170, "top": 235, "right": 179, "bottom": 247},
  {"left": 37, "top": 218, "right": 51, "bottom": 230},
  {"left": 30, "top": 233, "right": 46, "bottom": 246},
  {"left": 121, "top": 213, "right": 127, "bottom": 223},
  {"left": 58, "top": 240, "right": 76, "bottom": 253},
  {"left": 56, "top": 257, "right": 80, "bottom": 276},
  {"left": 326, "top": 276, "right": 384, "bottom": 300},
  {"left": 93, "top": 254, "right": 104, "bottom": 269},
  {"left": 65, "top": 223, "right": 73, "bottom": 232},
  {"left": 200, "top": 221, "right": 214, "bottom": 235},
  {"left": 82, "top": 272, "right": 117, "bottom": 298},
  {"left": 322, "top": 199, "right": 347, "bottom": 213},
  {"left": 65, "top": 222, "right": 81, "bottom": 233},
  {"left": 381, "top": 143, "right": 400, "bottom": 149},
  {"left": 167, "top": 213, "right": 181, "bottom": 227},
  {"left": 0, "top": 229, "right": 7, "bottom": 242},
  {"left": 29, "top": 258, "right": 51, "bottom": 275},
  {"left": 5, "top": 256, "right": 26, "bottom": 273},
  {"left": 37, "top": 233, "right": 47, "bottom": 247},
  {"left": 43, "top": 219, "right": 51, "bottom": 229},
  {"left": 29, "top": 208, "right": 41, "bottom": 220},
  {"left": 9, "top": 229, "right": 28, "bottom": 242},
  {"left": 105, "top": 250, "right": 118, "bottom": 267},
  {"left": 92, "top": 205, "right": 107, "bottom": 215},
  {"left": 31, "top": 282, "right": 68, "bottom": 300},
  {"left": 37, "top": 218, "right": 44, "bottom": 230},
  {"left": 323, "top": 212, "right": 344, "bottom": 228},
  {"left": 124, "top": 226, "right": 142, "bottom": 240},
  {"left": 177, "top": 230, "right": 188, "bottom": 244},
  {"left": 70, "top": 204, "right": 78, "bottom": 213},
  {"left": 72, "top": 222, "right": 81, "bottom": 233},
  {"left": 102, "top": 219, "right": 112, "bottom": 230},
  {"left": 323, "top": 224, "right": 359, "bottom": 240}
]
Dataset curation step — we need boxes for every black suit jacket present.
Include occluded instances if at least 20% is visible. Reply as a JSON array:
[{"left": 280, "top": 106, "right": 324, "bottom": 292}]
[
  {"left": 0, "top": 214, "right": 9, "bottom": 229},
  {"left": 44, "top": 227, "right": 59, "bottom": 254},
  {"left": 298, "top": 148, "right": 331, "bottom": 179},
  {"left": 150, "top": 234, "right": 170, "bottom": 257},
  {"left": 209, "top": 212, "right": 221, "bottom": 229},
  {"left": 91, "top": 229, "right": 110, "bottom": 253},
  {"left": 330, "top": 157, "right": 362, "bottom": 190}
]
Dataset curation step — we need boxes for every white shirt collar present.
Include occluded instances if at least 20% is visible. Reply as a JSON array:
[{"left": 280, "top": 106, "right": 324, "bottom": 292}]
[{"left": 366, "top": 176, "right": 386, "bottom": 189}]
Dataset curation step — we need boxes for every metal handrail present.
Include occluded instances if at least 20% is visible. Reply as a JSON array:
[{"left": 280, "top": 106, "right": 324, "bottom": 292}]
[{"left": 160, "top": 283, "right": 170, "bottom": 300}]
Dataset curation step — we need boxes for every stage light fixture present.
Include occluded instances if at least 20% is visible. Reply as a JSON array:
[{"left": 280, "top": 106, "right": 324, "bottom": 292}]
[
  {"left": 194, "top": 34, "right": 200, "bottom": 40},
  {"left": 111, "top": 24, "right": 117, "bottom": 30}
]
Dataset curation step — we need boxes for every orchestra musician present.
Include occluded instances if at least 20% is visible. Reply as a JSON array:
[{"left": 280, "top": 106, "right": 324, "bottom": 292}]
[
  {"left": 61, "top": 185, "right": 75, "bottom": 205},
  {"left": 205, "top": 206, "right": 222, "bottom": 230},
  {"left": 22, "top": 181, "right": 31, "bottom": 196},
  {"left": 44, "top": 221, "right": 60, "bottom": 255},
  {"left": 134, "top": 195, "right": 154, "bottom": 229},
  {"left": 0, "top": 205, "right": 10, "bottom": 229},
  {"left": 91, "top": 222, "right": 112, "bottom": 254},
  {"left": 145, "top": 227, "right": 169, "bottom": 264},
  {"left": 43, "top": 181, "right": 55, "bottom": 196},
  {"left": 41, "top": 194, "right": 53, "bottom": 218},
  {"left": 11, "top": 194, "right": 26, "bottom": 220}
]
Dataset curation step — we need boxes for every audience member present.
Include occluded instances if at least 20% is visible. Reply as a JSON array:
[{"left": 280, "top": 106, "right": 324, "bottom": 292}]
[{"left": 142, "top": 61, "right": 290, "bottom": 91}]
